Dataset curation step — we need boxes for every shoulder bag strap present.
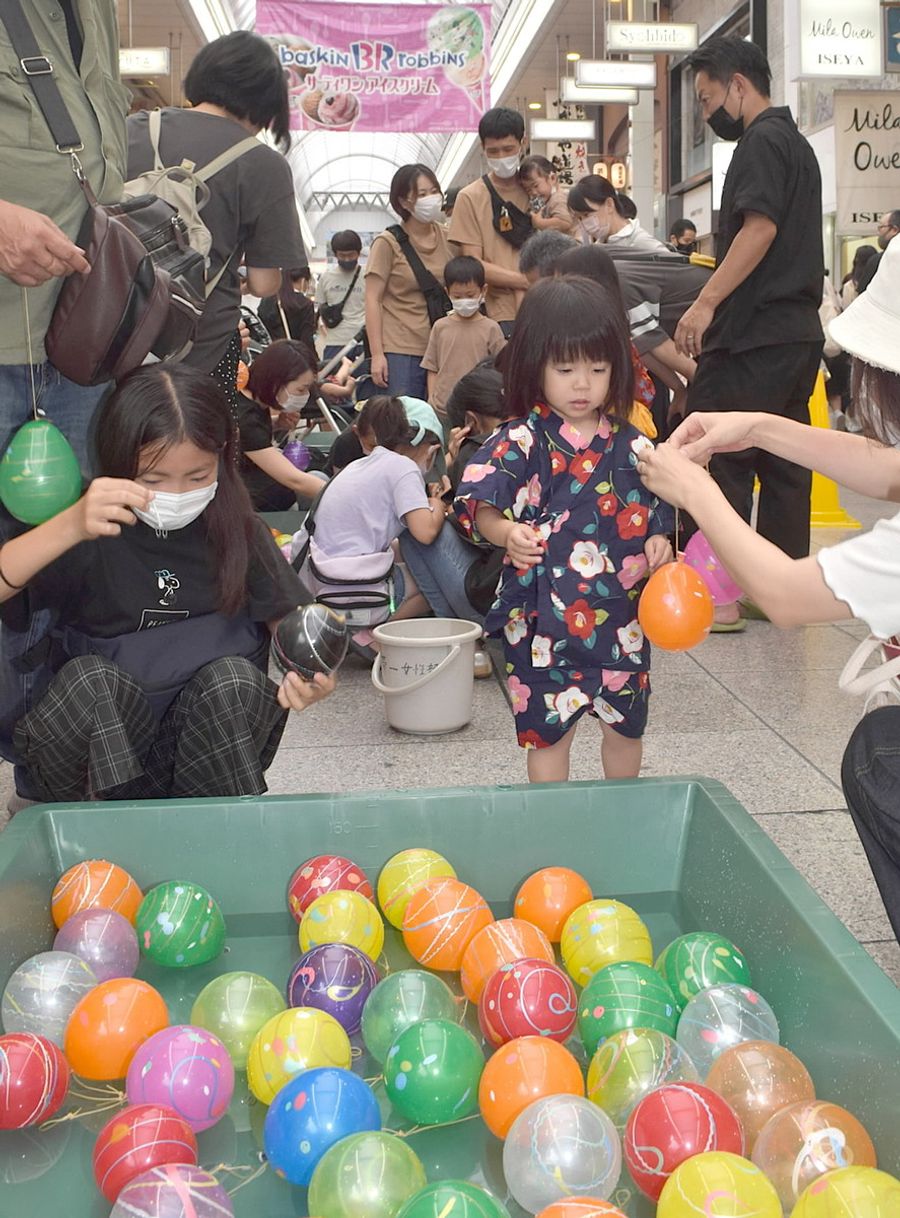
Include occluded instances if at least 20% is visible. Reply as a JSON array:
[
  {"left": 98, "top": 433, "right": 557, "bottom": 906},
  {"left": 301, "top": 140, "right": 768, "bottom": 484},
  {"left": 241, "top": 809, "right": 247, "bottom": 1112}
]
[
  {"left": 387, "top": 224, "right": 443, "bottom": 297},
  {"left": 196, "top": 135, "right": 262, "bottom": 182},
  {"left": 147, "top": 107, "right": 165, "bottom": 171},
  {"left": 0, "top": 0, "right": 83, "bottom": 154},
  {"left": 336, "top": 265, "right": 361, "bottom": 309},
  {"left": 277, "top": 299, "right": 293, "bottom": 340},
  {"left": 290, "top": 477, "right": 332, "bottom": 572}
]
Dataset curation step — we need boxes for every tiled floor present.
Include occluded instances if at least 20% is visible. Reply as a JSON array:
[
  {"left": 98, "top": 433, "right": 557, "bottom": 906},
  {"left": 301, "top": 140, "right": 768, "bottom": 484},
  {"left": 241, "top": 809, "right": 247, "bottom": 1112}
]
[{"left": 2, "top": 489, "right": 898, "bottom": 984}]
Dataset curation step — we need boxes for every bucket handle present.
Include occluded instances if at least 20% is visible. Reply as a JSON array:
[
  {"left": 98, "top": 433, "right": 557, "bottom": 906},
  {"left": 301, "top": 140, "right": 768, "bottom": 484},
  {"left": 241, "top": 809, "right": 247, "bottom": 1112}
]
[{"left": 371, "top": 644, "right": 461, "bottom": 696}]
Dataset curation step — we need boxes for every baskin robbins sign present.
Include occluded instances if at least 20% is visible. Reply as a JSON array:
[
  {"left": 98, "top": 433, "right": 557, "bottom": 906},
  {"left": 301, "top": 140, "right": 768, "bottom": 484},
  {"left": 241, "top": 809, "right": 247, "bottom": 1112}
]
[{"left": 257, "top": 1, "right": 492, "bottom": 133}]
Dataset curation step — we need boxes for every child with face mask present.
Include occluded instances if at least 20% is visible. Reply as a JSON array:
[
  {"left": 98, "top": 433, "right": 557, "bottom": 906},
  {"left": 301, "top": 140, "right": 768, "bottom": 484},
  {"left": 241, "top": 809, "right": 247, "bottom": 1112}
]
[
  {"left": 420, "top": 257, "right": 507, "bottom": 423},
  {"left": 0, "top": 364, "right": 333, "bottom": 804},
  {"left": 238, "top": 340, "right": 330, "bottom": 511}
]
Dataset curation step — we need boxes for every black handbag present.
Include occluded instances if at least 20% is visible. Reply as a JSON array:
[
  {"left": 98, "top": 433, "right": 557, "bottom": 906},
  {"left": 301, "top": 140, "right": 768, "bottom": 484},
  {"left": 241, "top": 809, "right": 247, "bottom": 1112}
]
[
  {"left": 0, "top": 0, "right": 205, "bottom": 383},
  {"left": 388, "top": 225, "right": 451, "bottom": 327},
  {"left": 482, "top": 175, "right": 533, "bottom": 250},
  {"left": 319, "top": 266, "right": 361, "bottom": 330}
]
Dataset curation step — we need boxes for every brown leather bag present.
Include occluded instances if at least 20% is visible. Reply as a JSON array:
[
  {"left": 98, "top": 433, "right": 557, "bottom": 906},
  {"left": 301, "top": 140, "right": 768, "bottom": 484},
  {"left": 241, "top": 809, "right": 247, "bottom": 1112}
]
[
  {"left": 46, "top": 173, "right": 185, "bottom": 385},
  {"left": 0, "top": 0, "right": 204, "bottom": 384}
]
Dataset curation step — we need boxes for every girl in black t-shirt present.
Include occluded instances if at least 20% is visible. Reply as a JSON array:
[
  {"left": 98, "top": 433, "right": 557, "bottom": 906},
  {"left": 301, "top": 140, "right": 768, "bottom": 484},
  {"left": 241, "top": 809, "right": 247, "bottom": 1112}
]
[{"left": 0, "top": 365, "right": 332, "bottom": 803}]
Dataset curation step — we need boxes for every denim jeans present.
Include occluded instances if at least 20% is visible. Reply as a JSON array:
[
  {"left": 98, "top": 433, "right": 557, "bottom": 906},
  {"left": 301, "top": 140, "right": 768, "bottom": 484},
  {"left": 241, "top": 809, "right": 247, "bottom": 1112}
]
[
  {"left": 842, "top": 705, "right": 900, "bottom": 942},
  {"left": 399, "top": 523, "right": 484, "bottom": 625},
  {"left": 384, "top": 353, "right": 428, "bottom": 400}
]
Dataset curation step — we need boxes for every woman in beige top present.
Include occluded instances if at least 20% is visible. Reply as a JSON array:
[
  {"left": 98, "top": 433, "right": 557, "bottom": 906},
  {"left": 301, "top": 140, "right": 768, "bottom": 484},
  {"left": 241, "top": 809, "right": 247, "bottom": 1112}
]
[{"left": 365, "top": 164, "right": 452, "bottom": 398}]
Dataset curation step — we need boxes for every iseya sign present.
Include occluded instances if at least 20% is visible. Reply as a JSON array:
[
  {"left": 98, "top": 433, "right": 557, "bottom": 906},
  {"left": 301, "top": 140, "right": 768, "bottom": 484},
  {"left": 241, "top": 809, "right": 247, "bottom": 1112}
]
[
  {"left": 834, "top": 92, "right": 900, "bottom": 232},
  {"left": 257, "top": 1, "right": 491, "bottom": 133},
  {"left": 799, "top": 0, "right": 882, "bottom": 76}
]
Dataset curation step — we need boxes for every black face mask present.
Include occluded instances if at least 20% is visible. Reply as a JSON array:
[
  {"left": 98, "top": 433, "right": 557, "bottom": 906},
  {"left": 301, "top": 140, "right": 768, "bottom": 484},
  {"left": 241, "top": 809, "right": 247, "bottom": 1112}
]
[
  {"left": 708, "top": 106, "right": 744, "bottom": 141},
  {"left": 706, "top": 81, "right": 744, "bottom": 141},
  {"left": 676, "top": 240, "right": 696, "bottom": 254},
  {"left": 337, "top": 259, "right": 358, "bottom": 272}
]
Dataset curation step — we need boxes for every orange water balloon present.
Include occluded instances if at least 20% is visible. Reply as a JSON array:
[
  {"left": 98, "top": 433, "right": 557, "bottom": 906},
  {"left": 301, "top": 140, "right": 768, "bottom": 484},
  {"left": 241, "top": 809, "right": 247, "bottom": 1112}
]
[
  {"left": 638, "top": 561, "right": 714, "bottom": 652},
  {"left": 51, "top": 860, "right": 142, "bottom": 929},
  {"left": 64, "top": 978, "right": 168, "bottom": 1080},
  {"left": 402, "top": 877, "right": 493, "bottom": 972},
  {"left": 538, "top": 1203, "right": 628, "bottom": 1218},
  {"left": 460, "top": 917, "right": 554, "bottom": 1003},
  {"left": 514, "top": 867, "right": 593, "bottom": 943},
  {"left": 478, "top": 1035, "right": 584, "bottom": 1139}
]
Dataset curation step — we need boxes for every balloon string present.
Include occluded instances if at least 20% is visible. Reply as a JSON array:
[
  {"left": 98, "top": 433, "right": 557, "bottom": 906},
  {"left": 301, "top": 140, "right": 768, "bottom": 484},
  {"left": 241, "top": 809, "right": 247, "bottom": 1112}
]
[
  {"left": 363, "top": 1073, "right": 383, "bottom": 1085},
  {"left": 21, "top": 288, "right": 38, "bottom": 420},
  {"left": 41, "top": 1098, "right": 123, "bottom": 1128},
  {"left": 221, "top": 1162, "right": 268, "bottom": 1196},
  {"left": 350, "top": 1046, "right": 363, "bottom": 1060},
  {"left": 70, "top": 1082, "right": 125, "bottom": 1102},
  {"left": 387, "top": 1112, "right": 480, "bottom": 1139}
]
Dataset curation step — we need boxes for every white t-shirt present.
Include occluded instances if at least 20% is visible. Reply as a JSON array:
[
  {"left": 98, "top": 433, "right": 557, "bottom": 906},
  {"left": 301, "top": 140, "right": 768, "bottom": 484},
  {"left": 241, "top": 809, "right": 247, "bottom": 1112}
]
[
  {"left": 314, "top": 446, "right": 429, "bottom": 557},
  {"left": 607, "top": 219, "right": 669, "bottom": 253},
  {"left": 315, "top": 264, "right": 366, "bottom": 346},
  {"left": 817, "top": 509, "right": 900, "bottom": 639}
]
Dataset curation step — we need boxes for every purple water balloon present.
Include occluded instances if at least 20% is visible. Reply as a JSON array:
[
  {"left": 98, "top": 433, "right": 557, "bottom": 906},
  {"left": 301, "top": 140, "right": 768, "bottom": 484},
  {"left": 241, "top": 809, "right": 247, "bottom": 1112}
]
[
  {"left": 53, "top": 909, "right": 139, "bottom": 983},
  {"left": 282, "top": 440, "right": 311, "bottom": 471},
  {"left": 287, "top": 943, "right": 380, "bottom": 1034},
  {"left": 110, "top": 1164, "right": 234, "bottom": 1217},
  {"left": 125, "top": 1025, "right": 235, "bottom": 1133}
]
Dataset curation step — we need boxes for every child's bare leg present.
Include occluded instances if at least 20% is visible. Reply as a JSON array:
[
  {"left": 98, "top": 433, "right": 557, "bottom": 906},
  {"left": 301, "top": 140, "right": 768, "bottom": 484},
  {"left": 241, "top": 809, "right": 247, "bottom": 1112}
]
[
  {"left": 599, "top": 721, "right": 642, "bottom": 779},
  {"left": 527, "top": 724, "right": 578, "bottom": 784}
]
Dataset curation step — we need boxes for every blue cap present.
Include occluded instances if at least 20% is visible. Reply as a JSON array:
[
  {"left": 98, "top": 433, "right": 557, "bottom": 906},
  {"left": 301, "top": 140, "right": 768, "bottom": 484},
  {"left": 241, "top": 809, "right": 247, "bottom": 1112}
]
[{"left": 399, "top": 396, "right": 444, "bottom": 446}]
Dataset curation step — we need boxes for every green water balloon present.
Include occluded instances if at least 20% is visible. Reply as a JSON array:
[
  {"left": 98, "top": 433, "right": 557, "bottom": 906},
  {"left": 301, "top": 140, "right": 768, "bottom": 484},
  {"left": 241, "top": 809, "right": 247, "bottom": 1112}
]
[
  {"left": 361, "top": 969, "right": 459, "bottom": 1066},
  {"left": 0, "top": 420, "right": 82, "bottom": 524},
  {"left": 385, "top": 1018, "right": 484, "bottom": 1126},
  {"left": 308, "top": 1131, "right": 426, "bottom": 1218},
  {"left": 397, "top": 1180, "right": 511, "bottom": 1218},
  {"left": 135, "top": 880, "right": 226, "bottom": 968},
  {"left": 190, "top": 972, "right": 285, "bottom": 1069},
  {"left": 578, "top": 960, "right": 679, "bottom": 1056}
]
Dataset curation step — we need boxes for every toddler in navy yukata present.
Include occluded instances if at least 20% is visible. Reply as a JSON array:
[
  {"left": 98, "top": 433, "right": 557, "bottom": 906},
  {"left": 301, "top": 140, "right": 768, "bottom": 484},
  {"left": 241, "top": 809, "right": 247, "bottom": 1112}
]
[{"left": 455, "top": 275, "right": 674, "bottom": 783}]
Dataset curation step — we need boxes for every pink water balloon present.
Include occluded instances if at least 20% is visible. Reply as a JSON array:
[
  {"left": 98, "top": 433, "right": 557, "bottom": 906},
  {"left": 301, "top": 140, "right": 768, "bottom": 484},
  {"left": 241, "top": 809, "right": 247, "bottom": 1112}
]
[
  {"left": 682, "top": 532, "right": 743, "bottom": 606},
  {"left": 126, "top": 1025, "right": 234, "bottom": 1133}
]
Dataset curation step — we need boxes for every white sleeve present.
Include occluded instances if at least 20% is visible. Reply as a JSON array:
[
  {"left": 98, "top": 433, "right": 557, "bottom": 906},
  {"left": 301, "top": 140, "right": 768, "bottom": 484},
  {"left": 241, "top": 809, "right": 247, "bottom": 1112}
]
[{"left": 817, "top": 509, "right": 900, "bottom": 639}]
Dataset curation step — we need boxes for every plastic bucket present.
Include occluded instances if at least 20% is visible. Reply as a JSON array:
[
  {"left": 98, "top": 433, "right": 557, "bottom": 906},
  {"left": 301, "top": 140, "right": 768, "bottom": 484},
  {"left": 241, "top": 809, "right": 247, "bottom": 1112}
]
[{"left": 371, "top": 618, "right": 483, "bottom": 734}]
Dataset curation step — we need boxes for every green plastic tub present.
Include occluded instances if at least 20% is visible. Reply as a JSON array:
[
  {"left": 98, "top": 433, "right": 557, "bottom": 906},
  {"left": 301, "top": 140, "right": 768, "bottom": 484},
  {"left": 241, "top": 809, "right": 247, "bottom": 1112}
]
[{"left": 0, "top": 777, "right": 897, "bottom": 1217}]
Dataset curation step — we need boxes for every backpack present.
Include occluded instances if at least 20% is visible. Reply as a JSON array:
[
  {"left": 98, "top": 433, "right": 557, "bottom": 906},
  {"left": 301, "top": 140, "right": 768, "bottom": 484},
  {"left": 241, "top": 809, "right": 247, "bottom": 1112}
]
[{"left": 119, "top": 109, "right": 262, "bottom": 358}]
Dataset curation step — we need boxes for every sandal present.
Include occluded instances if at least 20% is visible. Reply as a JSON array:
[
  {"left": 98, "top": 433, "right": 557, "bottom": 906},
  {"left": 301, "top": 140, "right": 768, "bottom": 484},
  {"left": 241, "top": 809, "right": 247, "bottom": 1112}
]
[{"left": 710, "top": 618, "right": 747, "bottom": 634}]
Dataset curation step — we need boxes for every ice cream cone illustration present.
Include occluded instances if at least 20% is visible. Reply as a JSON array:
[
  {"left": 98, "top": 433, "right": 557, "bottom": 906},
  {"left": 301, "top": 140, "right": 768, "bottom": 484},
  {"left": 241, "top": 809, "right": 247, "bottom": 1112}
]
[{"left": 427, "top": 7, "right": 488, "bottom": 112}]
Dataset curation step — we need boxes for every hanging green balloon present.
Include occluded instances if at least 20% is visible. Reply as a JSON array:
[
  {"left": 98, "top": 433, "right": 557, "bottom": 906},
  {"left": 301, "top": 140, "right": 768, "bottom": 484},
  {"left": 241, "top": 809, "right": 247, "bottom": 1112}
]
[{"left": 0, "top": 419, "right": 82, "bottom": 524}]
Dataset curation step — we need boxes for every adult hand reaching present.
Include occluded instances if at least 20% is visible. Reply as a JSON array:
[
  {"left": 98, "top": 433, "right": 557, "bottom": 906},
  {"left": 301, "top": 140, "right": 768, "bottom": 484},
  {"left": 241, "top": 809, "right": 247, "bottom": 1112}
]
[
  {"left": 636, "top": 443, "right": 714, "bottom": 510},
  {"left": 0, "top": 200, "right": 90, "bottom": 286},
  {"left": 668, "top": 411, "right": 763, "bottom": 464}
]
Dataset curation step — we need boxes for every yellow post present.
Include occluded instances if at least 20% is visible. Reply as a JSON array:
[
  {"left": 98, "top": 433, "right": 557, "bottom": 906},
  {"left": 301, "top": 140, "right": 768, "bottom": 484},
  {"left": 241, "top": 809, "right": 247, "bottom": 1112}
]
[{"left": 809, "top": 371, "right": 860, "bottom": 529}]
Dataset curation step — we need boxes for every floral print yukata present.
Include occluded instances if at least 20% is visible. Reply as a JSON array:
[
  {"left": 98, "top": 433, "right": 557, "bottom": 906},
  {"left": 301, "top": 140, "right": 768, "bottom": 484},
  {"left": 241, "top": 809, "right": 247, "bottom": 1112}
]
[{"left": 455, "top": 404, "right": 672, "bottom": 749}]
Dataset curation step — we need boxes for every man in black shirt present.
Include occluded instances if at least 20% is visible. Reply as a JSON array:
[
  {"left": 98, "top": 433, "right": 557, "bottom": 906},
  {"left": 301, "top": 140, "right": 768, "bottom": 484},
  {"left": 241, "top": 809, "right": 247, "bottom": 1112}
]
[{"left": 676, "top": 36, "right": 823, "bottom": 627}]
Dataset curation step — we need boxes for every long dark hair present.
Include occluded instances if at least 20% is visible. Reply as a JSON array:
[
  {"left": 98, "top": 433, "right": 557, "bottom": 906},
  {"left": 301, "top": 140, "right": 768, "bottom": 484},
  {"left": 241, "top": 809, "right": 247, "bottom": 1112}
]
[
  {"left": 278, "top": 268, "right": 311, "bottom": 313},
  {"left": 247, "top": 340, "right": 317, "bottom": 409},
  {"left": 445, "top": 365, "right": 505, "bottom": 430},
  {"left": 503, "top": 277, "right": 633, "bottom": 419},
  {"left": 184, "top": 31, "right": 291, "bottom": 152},
  {"left": 95, "top": 366, "right": 255, "bottom": 616},
  {"left": 850, "top": 360, "right": 900, "bottom": 444}
]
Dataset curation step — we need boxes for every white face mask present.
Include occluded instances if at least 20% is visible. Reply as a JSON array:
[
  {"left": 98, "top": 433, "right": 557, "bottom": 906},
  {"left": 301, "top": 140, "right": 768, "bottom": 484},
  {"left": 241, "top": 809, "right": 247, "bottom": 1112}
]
[
  {"left": 486, "top": 154, "right": 520, "bottom": 179},
  {"left": 582, "top": 214, "right": 611, "bottom": 242},
  {"left": 451, "top": 297, "right": 482, "bottom": 318},
  {"left": 412, "top": 195, "right": 444, "bottom": 224},
  {"left": 134, "top": 481, "right": 218, "bottom": 536},
  {"left": 282, "top": 391, "right": 310, "bottom": 411}
]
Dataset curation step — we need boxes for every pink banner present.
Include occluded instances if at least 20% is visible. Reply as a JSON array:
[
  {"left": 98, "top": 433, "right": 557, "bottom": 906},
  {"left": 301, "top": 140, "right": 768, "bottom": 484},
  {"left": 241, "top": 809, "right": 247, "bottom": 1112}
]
[{"left": 257, "top": 2, "right": 492, "bottom": 133}]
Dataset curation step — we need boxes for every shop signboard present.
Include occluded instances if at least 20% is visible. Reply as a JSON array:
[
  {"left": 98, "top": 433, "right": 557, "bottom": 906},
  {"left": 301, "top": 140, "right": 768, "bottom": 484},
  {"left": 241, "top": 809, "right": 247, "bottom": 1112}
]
[
  {"left": 798, "top": 0, "right": 882, "bottom": 77},
  {"left": 257, "top": 1, "right": 491, "bottom": 132},
  {"left": 606, "top": 22, "right": 698, "bottom": 54},
  {"left": 834, "top": 90, "right": 900, "bottom": 232}
]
